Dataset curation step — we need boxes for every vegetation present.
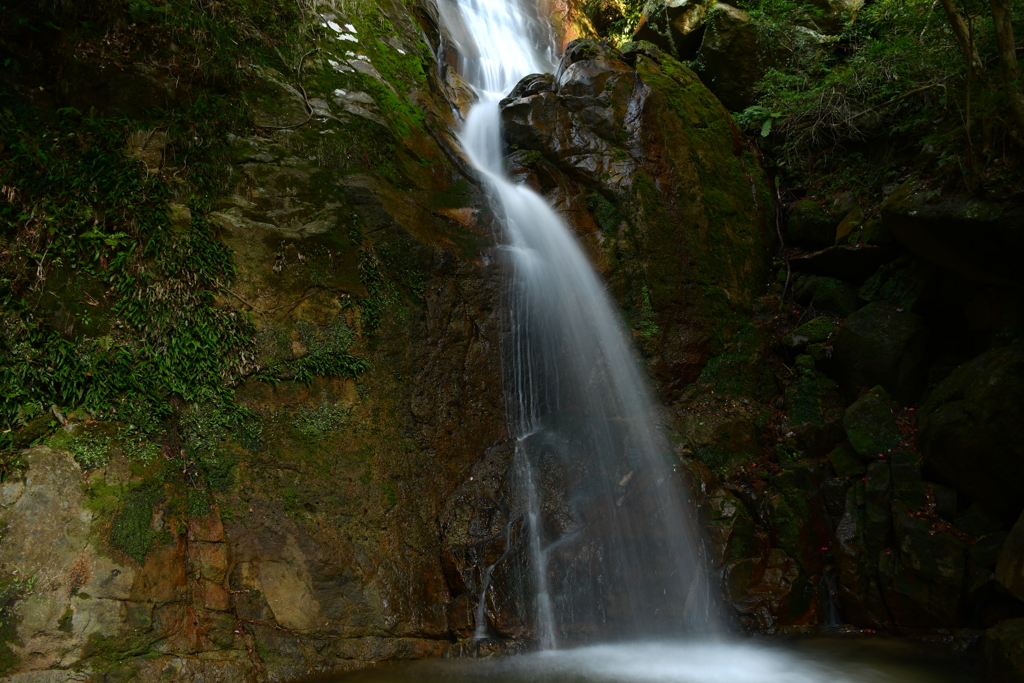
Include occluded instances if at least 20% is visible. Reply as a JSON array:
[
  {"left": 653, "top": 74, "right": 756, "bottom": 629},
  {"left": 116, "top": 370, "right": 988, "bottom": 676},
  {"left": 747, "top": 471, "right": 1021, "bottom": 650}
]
[
  {"left": 0, "top": 0, "right": 407, "bottom": 470},
  {"left": 736, "top": 0, "right": 1024, "bottom": 197}
]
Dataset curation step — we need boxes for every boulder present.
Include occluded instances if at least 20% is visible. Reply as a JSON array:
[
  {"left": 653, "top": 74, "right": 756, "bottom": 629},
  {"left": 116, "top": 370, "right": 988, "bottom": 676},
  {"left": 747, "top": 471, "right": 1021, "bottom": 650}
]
[
  {"left": 843, "top": 386, "right": 901, "bottom": 457},
  {"left": 693, "top": 5, "right": 787, "bottom": 111},
  {"left": 828, "top": 443, "right": 865, "bottom": 477},
  {"left": 881, "top": 182, "right": 1024, "bottom": 286},
  {"left": 786, "top": 199, "right": 834, "bottom": 248},
  {"left": 882, "top": 503, "right": 968, "bottom": 627},
  {"left": 831, "top": 301, "right": 928, "bottom": 404},
  {"left": 807, "top": 277, "right": 857, "bottom": 316},
  {"left": 919, "top": 345, "right": 1024, "bottom": 521},
  {"left": 835, "top": 206, "right": 863, "bottom": 243},
  {"left": 631, "top": 0, "right": 714, "bottom": 61}
]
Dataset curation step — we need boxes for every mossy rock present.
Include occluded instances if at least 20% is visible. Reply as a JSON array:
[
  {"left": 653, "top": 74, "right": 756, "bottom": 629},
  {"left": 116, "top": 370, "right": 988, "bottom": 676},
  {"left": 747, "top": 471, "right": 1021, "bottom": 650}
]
[
  {"left": 843, "top": 385, "right": 901, "bottom": 457},
  {"left": 786, "top": 200, "right": 834, "bottom": 247},
  {"left": 809, "top": 277, "right": 857, "bottom": 316},
  {"left": 858, "top": 257, "right": 935, "bottom": 311},
  {"left": 782, "top": 316, "right": 834, "bottom": 351}
]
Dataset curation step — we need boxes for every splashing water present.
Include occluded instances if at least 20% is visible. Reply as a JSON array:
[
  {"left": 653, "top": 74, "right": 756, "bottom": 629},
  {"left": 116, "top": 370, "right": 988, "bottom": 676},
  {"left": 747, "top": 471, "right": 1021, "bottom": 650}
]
[{"left": 440, "top": 0, "right": 712, "bottom": 646}]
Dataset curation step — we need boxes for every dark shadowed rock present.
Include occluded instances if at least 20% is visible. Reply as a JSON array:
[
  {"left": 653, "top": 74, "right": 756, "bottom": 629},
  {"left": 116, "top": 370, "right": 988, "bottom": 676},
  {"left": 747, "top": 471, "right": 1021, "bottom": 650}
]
[
  {"left": 984, "top": 617, "right": 1024, "bottom": 682},
  {"left": 882, "top": 502, "right": 967, "bottom": 627},
  {"left": 881, "top": 182, "right": 1024, "bottom": 286},
  {"left": 790, "top": 244, "right": 901, "bottom": 281},
  {"left": 786, "top": 199, "right": 835, "bottom": 248},
  {"left": 996, "top": 512, "right": 1024, "bottom": 603},
  {"left": 919, "top": 345, "right": 1024, "bottom": 521},
  {"left": 831, "top": 301, "right": 928, "bottom": 404},
  {"left": 693, "top": 5, "right": 787, "bottom": 111}
]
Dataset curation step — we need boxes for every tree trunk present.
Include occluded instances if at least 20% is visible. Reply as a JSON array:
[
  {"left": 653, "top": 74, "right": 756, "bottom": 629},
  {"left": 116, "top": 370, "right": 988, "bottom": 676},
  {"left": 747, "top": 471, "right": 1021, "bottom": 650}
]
[
  {"left": 939, "top": 0, "right": 983, "bottom": 79},
  {"left": 989, "top": 0, "right": 1024, "bottom": 141}
]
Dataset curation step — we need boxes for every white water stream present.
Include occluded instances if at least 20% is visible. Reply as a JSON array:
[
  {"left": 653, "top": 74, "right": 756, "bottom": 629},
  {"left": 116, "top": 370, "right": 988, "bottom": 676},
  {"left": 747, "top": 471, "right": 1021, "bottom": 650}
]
[{"left": 440, "top": 0, "right": 710, "bottom": 646}]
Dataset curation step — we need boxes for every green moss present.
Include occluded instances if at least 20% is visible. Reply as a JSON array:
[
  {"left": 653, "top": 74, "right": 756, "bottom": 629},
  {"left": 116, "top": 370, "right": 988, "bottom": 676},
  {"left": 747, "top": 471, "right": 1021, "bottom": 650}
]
[
  {"left": 58, "top": 606, "right": 74, "bottom": 632},
  {"left": 586, "top": 192, "right": 624, "bottom": 235},
  {"left": 629, "top": 285, "right": 660, "bottom": 339},
  {"left": 292, "top": 401, "right": 350, "bottom": 440},
  {"left": 81, "top": 632, "right": 155, "bottom": 671},
  {"left": 110, "top": 482, "right": 164, "bottom": 564},
  {"left": 187, "top": 487, "right": 212, "bottom": 518}
]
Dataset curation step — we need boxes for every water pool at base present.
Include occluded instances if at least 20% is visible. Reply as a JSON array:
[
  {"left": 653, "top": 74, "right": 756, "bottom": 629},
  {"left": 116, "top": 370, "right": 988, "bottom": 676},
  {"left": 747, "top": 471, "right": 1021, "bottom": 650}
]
[{"left": 314, "top": 640, "right": 977, "bottom": 683}]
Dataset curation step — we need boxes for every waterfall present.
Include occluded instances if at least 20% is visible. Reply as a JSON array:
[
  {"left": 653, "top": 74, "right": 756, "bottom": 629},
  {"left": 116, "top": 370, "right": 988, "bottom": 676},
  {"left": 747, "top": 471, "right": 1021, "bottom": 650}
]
[{"left": 442, "top": 0, "right": 714, "bottom": 645}]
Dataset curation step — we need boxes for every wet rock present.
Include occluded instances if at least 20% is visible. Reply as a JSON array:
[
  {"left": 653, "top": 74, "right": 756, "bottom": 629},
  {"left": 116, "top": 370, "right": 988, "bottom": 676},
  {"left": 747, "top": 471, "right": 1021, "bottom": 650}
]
[
  {"left": 769, "top": 462, "right": 828, "bottom": 579},
  {"left": 919, "top": 344, "right": 1024, "bottom": 521},
  {"left": 786, "top": 199, "right": 834, "bottom": 248},
  {"left": 881, "top": 182, "right": 1024, "bottom": 285},
  {"left": 725, "top": 548, "right": 815, "bottom": 629},
  {"left": 843, "top": 385, "right": 901, "bottom": 457},
  {"left": 501, "top": 39, "right": 772, "bottom": 398},
  {"left": 704, "top": 487, "right": 756, "bottom": 569},
  {"left": 831, "top": 302, "right": 928, "bottom": 404},
  {"left": 833, "top": 482, "right": 891, "bottom": 628}
]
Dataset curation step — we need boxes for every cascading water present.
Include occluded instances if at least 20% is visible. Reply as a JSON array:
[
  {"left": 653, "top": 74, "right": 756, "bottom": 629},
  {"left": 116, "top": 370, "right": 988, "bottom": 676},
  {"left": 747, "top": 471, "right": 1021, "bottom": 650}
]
[{"left": 439, "top": 0, "right": 713, "bottom": 645}]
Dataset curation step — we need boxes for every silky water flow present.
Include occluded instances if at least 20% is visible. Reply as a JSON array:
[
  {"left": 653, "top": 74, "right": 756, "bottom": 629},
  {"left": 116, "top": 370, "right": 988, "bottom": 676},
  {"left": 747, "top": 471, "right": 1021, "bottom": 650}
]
[{"left": 438, "top": 0, "right": 713, "bottom": 646}]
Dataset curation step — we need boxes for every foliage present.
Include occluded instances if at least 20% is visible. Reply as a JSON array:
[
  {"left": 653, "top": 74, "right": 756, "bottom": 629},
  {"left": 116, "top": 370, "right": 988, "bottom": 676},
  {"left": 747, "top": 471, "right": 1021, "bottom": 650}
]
[
  {"left": 741, "top": 0, "right": 1024, "bottom": 196},
  {"left": 0, "top": 103, "right": 258, "bottom": 449}
]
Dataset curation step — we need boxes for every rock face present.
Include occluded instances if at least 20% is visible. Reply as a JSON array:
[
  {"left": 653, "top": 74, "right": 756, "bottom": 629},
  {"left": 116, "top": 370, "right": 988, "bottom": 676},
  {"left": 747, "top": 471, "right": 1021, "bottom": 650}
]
[
  {"left": 500, "top": 39, "right": 773, "bottom": 398},
  {"left": 920, "top": 345, "right": 1024, "bottom": 521},
  {"left": 0, "top": 13, "right": 778, "bottom": 683}
]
